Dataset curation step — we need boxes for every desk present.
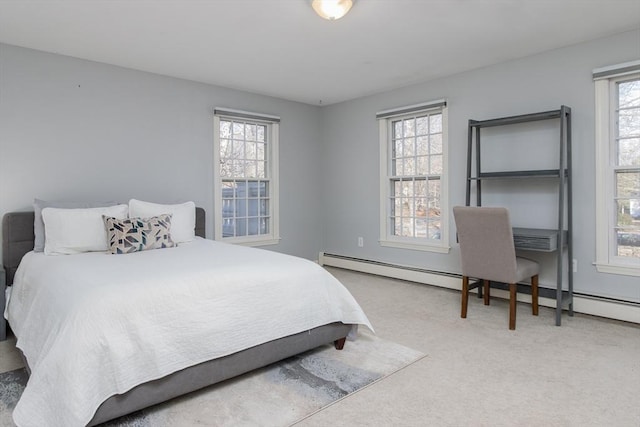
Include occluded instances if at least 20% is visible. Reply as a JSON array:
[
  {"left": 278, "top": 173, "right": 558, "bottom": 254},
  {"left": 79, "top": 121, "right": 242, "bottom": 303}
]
[{"left": 513, "top": 228, "right": 568, "bottom": 252}]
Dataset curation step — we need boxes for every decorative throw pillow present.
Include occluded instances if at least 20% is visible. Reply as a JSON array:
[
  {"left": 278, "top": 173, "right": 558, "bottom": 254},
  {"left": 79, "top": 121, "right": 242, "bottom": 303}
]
[{"left": 103, "top": 214, "right": 176, "bottom": 254}]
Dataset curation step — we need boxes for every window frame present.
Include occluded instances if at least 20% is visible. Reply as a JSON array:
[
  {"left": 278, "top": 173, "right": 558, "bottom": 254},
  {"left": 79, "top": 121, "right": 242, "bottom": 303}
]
[
  {"left": 378, "top": 102, "right": 450, "bottom": 253},
  {"left": 213, "top": 113, "right": 280, "bottom": 246},
  {"left": 594, "top": 64, "right": 640, "bottom": 276}
]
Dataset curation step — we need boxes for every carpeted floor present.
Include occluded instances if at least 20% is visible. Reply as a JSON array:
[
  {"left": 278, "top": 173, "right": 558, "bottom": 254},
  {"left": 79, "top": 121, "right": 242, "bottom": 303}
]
[
  {"left": 298, "top": 267, "right": 640, "bottom": 427},
  {"left": 0, "top": 331, "right": 423, "bottom": 427}
]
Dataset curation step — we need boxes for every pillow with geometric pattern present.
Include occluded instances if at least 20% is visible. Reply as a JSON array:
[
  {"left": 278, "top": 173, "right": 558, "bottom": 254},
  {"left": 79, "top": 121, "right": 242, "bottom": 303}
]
[{"left": 103, "top": 214, "right": 176, "bottom": 254}]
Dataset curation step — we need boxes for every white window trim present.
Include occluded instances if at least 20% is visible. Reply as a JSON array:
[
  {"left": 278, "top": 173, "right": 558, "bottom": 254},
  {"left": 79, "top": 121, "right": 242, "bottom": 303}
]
[
  {"left": 594, "top": 68, "right": 640, "bottom": 277},
  {"left": 378, "top": 104, "right": 450, "bottom": 253},
  {"left": 213, "top": 114, "right": 280, "bottom": 246}
]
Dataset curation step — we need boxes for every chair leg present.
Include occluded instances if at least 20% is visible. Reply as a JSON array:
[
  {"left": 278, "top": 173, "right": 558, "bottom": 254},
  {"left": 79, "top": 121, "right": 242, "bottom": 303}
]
[
  {"left": 531, "top": 275, "right": 539, "bottom": 316},
  {"left": 509, "top": 283, "right": 517, "bottom": 330},
  {"left": 461, "top": 276, "right": 469, "bottom": 319},
  {"left": 483, "top": 279, "right": 490, "bottom": 305}
]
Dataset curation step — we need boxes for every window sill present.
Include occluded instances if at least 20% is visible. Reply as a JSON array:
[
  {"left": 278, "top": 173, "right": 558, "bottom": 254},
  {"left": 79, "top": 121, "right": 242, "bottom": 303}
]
[
  {"left": 217, "top": 236, "right": 281, "bottom": 247},
  {"left": 595, "top": 262, "right": 640, "bottom": 277},
  {"left": 379, "top": 239, "right": 450, "bottom": 254}
]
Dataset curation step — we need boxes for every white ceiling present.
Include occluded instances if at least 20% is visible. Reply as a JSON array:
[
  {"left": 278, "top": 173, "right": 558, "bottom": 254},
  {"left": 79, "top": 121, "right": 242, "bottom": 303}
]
[{"left": 1, "top": 0, "right": 639, "bottom": 105}]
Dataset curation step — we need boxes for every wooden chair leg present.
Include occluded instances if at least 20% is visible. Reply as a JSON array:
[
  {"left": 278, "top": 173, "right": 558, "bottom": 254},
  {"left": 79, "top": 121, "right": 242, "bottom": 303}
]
[
  {"left": 509, "top": 283, "right": 517, "bottom": 330},
  {"left": 483, "top": 279, "right": 490, "bottom": 305},
  {"left": 461, "top": 276, "right": 469, "bottom": 318},
  {"left": 531, "top": 275, "right": 539, "bottom": 316}
]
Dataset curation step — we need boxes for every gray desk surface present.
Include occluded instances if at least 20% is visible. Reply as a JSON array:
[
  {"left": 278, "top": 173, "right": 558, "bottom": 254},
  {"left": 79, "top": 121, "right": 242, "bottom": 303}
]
[{"left": 512, "top": 227, "right": 559, "bottom": 237}]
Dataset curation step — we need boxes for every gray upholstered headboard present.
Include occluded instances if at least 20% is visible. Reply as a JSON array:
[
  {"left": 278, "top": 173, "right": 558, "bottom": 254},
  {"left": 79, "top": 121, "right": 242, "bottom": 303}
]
[{"left": 2, "top": 207, "right": 206, "bottom": 286}]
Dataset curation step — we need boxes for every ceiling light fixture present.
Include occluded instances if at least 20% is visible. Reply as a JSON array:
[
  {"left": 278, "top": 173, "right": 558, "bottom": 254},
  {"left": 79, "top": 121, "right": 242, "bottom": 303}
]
[{"left": 311, "top": 0, "right": 354, "bottom": 20}]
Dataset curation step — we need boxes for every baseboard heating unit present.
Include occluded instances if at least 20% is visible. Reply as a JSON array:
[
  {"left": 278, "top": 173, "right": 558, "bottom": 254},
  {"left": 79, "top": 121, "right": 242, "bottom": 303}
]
[{"left": 319, "top": 252, "right": 640, "bottom": 324}]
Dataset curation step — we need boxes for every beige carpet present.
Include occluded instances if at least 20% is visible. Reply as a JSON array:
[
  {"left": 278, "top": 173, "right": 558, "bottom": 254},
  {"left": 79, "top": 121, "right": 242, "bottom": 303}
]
[{"left": 297, "top": 267, "right": 640, "bottom": 427}]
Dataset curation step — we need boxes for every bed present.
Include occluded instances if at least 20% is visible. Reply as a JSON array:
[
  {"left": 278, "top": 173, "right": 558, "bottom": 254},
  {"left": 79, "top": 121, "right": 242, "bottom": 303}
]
[{"left": 2, "top": 207, "right": 372, "bottom": 427}]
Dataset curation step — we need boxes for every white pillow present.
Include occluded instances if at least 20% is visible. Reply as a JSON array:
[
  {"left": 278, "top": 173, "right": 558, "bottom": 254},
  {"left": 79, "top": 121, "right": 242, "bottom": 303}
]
[
  {"left": 42, "top": 205, "right": 129, "bottom": 255},
  {"left": 128, "top": 199, "right": 195, "bottom": 244},
  {"left": 32, "top": 199, "right": 119, "bottom": 252}
]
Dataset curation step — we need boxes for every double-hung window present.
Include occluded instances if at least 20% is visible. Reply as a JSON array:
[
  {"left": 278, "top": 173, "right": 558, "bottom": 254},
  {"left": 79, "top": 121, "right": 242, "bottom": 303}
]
[
  {"left": 594, "top": 61, "right": 640, "bottom": 276},
  {"left": 213, "top": 108, "right": 280, "bottom": 246},
  {"left": 378, "top": 100, "right": 449, "bottom": 253}
]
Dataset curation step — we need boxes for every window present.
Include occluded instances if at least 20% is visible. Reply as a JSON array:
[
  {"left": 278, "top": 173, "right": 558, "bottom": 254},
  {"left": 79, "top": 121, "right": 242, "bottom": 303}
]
[
  {"left": 378, "top": 100, "right": 449, "bottom": 252},
  {"left": 213, "top": 109, "right": 280, "bottom": 246},
  {"left": 594, "top": 61, "right": 640, "bottom": 276}
]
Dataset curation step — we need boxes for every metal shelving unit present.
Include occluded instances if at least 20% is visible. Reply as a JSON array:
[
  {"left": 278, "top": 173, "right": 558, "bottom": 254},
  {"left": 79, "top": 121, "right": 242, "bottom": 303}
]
[{"left": 465, "top": 106, "right": 573, "bottom": 326}]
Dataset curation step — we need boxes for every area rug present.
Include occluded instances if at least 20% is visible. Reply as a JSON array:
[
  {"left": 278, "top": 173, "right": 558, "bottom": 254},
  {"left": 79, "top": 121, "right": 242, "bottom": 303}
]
[{"left": 0, "top": 332, "right": 425, "bottom": 426}]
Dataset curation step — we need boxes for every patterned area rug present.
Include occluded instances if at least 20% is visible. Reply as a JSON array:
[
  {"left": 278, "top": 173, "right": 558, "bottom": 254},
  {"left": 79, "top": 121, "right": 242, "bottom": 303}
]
[{"left": 0, "top": 332, "right": 425, "bottom": 426}]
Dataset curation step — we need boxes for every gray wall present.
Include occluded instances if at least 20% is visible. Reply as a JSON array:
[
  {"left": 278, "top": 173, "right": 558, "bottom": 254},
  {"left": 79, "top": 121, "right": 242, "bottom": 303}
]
[
  {"left": 0, "top": 43, "right": 324, "bottom": 261},
  {"left": 320, "top": 29, "right": 640, "bottom": 303},
  {"left": 1, "top": 30, "right": 639, "bottom": 303}
]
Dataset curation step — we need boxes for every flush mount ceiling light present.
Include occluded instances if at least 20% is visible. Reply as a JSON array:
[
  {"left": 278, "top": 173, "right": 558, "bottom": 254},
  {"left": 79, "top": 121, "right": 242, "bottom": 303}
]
[{"left": 311, "top": 0, "right": 354, "bottom": 20}]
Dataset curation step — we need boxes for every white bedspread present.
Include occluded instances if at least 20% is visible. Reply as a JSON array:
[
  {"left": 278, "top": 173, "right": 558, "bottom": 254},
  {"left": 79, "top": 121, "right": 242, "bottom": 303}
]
[{"left": 5, "top": 238, "right": 372, "bottom": 427}]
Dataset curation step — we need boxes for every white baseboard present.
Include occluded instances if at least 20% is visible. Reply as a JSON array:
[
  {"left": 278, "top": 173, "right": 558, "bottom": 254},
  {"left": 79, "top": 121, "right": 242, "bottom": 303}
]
[{"left": 319, "top": 252, "right": 640, "bottom": 325}]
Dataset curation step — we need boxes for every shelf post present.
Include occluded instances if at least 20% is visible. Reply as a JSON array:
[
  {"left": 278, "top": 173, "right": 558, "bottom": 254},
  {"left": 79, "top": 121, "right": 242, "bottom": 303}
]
[
  {"left": 565, "top": 106, "right": 574, "bottom": 317},
  {"left": 466, "top": 120, "right": 474, "bottom": 206},
  {"left": 475, "top": 126, "right": 482, "bottom": 206},
  {"left": 555, "top": 106, "right": 567, "bottom": 326}
]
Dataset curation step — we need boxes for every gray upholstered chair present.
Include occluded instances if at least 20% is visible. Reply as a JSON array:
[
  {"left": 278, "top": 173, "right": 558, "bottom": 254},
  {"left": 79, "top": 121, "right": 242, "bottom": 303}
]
[{"left": 453, "top": 206, "right": 539, "bottom": 330}]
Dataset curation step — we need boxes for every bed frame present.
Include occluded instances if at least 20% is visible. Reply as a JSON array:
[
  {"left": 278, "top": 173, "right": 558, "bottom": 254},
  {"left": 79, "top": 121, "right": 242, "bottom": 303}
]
[{"left": 1, "top": 208, "right": 351, "bottom": 426}]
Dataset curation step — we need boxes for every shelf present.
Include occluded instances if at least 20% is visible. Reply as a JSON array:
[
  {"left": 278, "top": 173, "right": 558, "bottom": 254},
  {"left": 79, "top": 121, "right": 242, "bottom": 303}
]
[
  {"left": 468, "top": 169, "right": 568, "bottom": 180},
  {"left": 465, "top": 105, "right": 573, "bottom": 326},
  {"left": 469, "top": 108, "right": 566, "bottom": 128}
]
